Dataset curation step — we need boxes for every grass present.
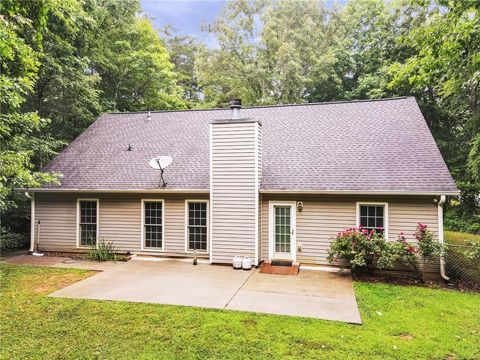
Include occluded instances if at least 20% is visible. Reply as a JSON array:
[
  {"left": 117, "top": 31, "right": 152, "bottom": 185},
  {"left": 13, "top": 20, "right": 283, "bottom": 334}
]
[
  {"left": 445, "top": 230, "right": 480, "bottom": 245},
  {"left": 1, "top": 264, "right": 479, "bottom": 359}
]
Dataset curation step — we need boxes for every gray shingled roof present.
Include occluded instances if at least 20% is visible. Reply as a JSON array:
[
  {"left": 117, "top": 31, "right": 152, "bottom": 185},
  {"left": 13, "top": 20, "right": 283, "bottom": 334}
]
[{"left": 41, "top": 97, "right": 458, "bottom": 194}]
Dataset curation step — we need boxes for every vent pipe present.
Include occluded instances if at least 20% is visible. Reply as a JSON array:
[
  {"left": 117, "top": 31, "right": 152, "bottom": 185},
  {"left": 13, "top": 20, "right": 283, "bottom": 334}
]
[{"left": 230, "top": 99, "right": 241, "bottom": 119}]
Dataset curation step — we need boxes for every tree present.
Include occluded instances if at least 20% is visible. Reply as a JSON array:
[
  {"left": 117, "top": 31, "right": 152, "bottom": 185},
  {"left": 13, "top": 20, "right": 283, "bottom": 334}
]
[
  {"left": 91, "top": 0, "right": 184, "bottom": 112},
  {"left": 388, "top": 0, "right": 480, "bottom": 219},
  {"left": 196, "top": 0, "right": 336, "bottom": 106},
  {"left": 162, "top": 26, "right": 203, "bottom": 107},
  {"left": 0, "top": 0, "right": 61, "bottom": 210}
]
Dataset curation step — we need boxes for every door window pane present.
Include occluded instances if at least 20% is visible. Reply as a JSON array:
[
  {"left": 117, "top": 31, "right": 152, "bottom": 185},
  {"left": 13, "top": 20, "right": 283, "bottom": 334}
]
[{"left": 275, "top": 206, "right": 291, "bottom": 253}]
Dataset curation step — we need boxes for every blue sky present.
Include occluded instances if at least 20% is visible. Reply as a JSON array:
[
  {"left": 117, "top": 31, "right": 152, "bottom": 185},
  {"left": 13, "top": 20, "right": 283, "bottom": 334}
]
[{"left": 141, "top": 0, "right": 227, "bottom": 45}]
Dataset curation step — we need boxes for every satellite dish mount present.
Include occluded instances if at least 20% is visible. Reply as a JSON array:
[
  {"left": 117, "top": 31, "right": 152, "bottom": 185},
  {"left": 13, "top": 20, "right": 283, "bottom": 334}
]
[{"left": 149, "top": 156, "right": 172, "bottom": 188}]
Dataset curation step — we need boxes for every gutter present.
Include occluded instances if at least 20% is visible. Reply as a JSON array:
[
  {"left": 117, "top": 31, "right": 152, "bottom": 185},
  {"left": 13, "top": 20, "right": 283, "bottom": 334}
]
[
  {"left": 259, "top": 189, "right": 460, "bottom": 196},
  {"left": 437, "top": 195, "right": 449, "bottom": 281},
  {"left": 22, "top": 188, "right": 210, "bottom": 194}
]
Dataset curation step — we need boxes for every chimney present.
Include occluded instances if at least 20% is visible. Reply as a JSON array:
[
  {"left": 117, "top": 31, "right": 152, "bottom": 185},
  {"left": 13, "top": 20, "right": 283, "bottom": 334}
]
[
  {"left": 209, "top": 99, "right": 262, "bottom": 266},
  {"left": 230, "top": 98, "right": 241, "bottom": 119}
]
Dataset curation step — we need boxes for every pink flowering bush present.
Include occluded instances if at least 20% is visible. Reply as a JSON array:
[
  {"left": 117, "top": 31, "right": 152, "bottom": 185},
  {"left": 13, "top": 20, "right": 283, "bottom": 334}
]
[
  {"left": 393, "top": 224, "right": 444, "bottom": 280},
  {"left": 327, "top": 226, "right": 395, "bottom": 275},
  {"left": 329, "top": 223, "right": 444, "bottom": 280},
  {"left": 415, "top": 223, "right": 443, "bottom": 259},
  {"left": 394, "top": 232, "right": 421, "bottom": 279}
]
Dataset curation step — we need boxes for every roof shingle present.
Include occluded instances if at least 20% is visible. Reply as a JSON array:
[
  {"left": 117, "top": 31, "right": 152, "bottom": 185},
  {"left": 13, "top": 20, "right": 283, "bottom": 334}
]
[{"left": 41, "top": 97, "right": 458, "bottom": 194}]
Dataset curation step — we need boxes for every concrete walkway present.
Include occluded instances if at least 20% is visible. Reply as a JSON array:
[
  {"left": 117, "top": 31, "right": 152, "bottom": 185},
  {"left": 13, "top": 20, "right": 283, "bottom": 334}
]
[{"left": 47, "top": 259, "right": 361, "bottom": 323}]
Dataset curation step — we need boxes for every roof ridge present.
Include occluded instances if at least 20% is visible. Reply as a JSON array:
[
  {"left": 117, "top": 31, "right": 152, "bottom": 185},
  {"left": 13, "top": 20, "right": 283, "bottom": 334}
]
[{"left": 106, "top": 96, "right": 411, "bottom": 115}]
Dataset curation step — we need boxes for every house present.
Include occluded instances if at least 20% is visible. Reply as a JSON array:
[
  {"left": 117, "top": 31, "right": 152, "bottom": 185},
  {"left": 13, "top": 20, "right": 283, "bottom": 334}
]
[{"left": 28, "top": 97, "right": 458, "bottom": 273}]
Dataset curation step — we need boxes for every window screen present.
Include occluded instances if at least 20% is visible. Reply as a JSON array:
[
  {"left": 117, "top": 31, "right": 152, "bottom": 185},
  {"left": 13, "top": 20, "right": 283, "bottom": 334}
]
[
  {"left": 187, "top": 202, "right": 207, "bottom": 251},
  {"left": 359, "top": 205, "right": 385, "bottom": 233},
  {"left": 144, "top": 201, "right": 163, "bottom": 248},
  {"left": 79, "top": 200, "right": 97, "bottom": 246}
]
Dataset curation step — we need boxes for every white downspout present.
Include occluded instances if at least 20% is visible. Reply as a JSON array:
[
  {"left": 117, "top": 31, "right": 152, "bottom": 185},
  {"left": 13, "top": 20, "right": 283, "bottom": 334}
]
[
  {"left": 25, "top": 192, "right": 35, "bottom": 252},
  {"left": 438, "top": 195, "right": 449, "bottom": 280}
]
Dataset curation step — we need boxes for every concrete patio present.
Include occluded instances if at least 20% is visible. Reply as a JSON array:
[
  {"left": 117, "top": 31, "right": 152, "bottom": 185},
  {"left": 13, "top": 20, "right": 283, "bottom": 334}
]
[{"left": 46, "top": 258, "right": 361, "bottom": 323}]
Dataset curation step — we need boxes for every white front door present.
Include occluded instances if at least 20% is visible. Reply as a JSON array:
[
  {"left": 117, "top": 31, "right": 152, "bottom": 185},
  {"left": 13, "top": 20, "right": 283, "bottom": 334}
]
[{"left": 269, "top": 202, "right": 296, "bottom": 261}]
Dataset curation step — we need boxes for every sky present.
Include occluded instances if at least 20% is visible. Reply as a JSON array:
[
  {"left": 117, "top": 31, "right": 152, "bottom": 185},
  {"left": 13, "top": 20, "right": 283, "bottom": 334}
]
[{"left": 141, "top": 0, "right": 227, "bottom": 45}]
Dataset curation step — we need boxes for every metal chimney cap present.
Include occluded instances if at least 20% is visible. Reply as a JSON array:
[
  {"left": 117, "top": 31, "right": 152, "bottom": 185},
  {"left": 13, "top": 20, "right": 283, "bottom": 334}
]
[{"left": 229, "top": 99, "right": 242, "bottom": 108}]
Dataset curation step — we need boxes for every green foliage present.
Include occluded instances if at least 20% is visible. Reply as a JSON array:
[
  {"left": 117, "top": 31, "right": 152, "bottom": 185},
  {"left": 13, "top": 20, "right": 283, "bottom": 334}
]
[
  {"left": 327, "top": 227, "right": 396, "bottom": 275},
  {"left": 162, "top": 26, "right": 203, "bottom": 107},
  {"left": 0, "top": 1, "right": 62, "bottom": 210},
  {"left": 0, "top": 230, "right": 28, "bottom": 251},
  {"left": 445, "top": 208, "right": 480, "bottom": 234},
  {"left": 388, "top": 0, "right": 480, "bottom": 220},
  {"left": 86, "top": 238, "right": 117, "bottom": 261},
  {"left": 196, "top": 0, "right": 337, "bottom": 106},
  {"left": 463, "top": 240, "right": 480, "bottom": 277},
  {"left": 330, "top": 224, "right": 445, "bottom": 280},
  {"left": 393, "top": 224, "right": 445, "bottom": 280},
  {"left": 1, "top": 0, "right": 185, "bottom": 224}
]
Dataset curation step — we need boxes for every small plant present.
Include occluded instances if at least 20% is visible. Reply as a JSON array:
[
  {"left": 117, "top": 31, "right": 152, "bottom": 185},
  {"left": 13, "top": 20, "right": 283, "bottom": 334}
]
[
  {"left": 463, "top": 240, "right": 480, "bottom": 277},
  {"left": 328, "top": 227, "right": 395, "bottom": 275},
  {"left": 87, "top": 238, "right": 117, "bottom": 261}
]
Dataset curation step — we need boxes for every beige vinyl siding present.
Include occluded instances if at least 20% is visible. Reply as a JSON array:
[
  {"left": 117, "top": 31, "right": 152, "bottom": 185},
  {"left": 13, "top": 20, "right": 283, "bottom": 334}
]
[
  {"left": 33, "top": 193, "right": 208, "bottom": 256},
  {"left": 34, "top": 195, "right": 77, "bottom": 249},
  {"left": 210, "top": 121, "right": 261, "bottom": 264},
  {"left": 261, "top": 195, "right": 440, "bottom": 271}
]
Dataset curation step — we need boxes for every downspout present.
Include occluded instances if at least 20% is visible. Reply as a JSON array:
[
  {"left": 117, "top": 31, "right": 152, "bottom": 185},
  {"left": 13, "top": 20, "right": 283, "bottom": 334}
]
[
  {"left": 25, "top": 192, "right": 35, "bottom": 252},
  {"left": 438, "top": 195, "right": 449, "bottom": 281}
]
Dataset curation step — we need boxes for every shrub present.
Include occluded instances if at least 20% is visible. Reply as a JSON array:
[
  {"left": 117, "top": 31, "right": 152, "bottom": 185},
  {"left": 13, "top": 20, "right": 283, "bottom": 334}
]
[
  {"left": 463, "top": 240, "right": 480, "bottom": 278},
  {"left": 444, "top": 213, "right": 480, "bottom": 234},
  {"left": 87, "top": 238, "right": 117, "bottom": 261},
  {"left": 415, "top": 223, "right": 444, "bottom": 261},
  {"left": 393, "top": 224, "right": 445, "bottom": 281},
  {"left": 327, "top": 227, "right": 396, "bottom": 275},
  {"left": 0, "top": 230, "right": 28, "bottom": 251},
  {"left": 393, "top": 233, "right": 421, "bottom": 280}
]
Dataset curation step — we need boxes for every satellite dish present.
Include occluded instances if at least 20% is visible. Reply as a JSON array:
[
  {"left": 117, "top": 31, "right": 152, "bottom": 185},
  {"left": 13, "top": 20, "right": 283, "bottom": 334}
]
[
  {"left": 149, "top": 156, "right": 172, "bottom": 188},
  {"left": 149, "top": 156, "right": 172, "bottom": 170}
]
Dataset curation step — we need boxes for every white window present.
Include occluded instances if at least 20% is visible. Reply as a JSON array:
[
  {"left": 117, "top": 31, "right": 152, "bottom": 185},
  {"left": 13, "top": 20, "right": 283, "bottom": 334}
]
[
  {"left": 77, "top": 199, "right": 99, "bottom": 247},
  {"left": 185, "top": 200, "right": 208, "bottom": 252},
  {"left": 356, "top": 202, "right": 388, "bottom": 238},
  {"left": 142, "top": 200, "right": 164, "bottom": 250}
]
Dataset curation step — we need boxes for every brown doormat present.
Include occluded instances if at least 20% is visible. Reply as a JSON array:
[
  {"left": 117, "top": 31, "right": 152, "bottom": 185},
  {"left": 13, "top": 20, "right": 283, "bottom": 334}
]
[{"left": 260, "top": 262, "right": 299, "bottom": 275}]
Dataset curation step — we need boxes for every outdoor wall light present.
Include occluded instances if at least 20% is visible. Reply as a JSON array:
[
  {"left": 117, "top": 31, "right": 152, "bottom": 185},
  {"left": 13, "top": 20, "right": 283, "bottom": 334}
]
[{"left": 297, "top": 201, "right": 304, "bottom": 212}]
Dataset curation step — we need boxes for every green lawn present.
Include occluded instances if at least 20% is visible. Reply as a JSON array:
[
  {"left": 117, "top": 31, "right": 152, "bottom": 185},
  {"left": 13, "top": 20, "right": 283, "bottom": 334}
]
[
  {"left": 445, "top": 230, "right": 480, "bottom": 245},
  {"left": 1, "top": 264, "right": 479, "bottom": 360}
]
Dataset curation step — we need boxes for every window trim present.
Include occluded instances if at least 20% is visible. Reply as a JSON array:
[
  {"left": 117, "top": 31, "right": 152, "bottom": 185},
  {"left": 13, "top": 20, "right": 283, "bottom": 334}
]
[
  {"left": 76, "top": 198, "right": 99, "bottom": 249},
  {"left": 141, "top": 199, "right": 165, "bottom": 252},
  {"left": 356, "top": 202, "right": 389, "bottom": 240},
  {"left": 184, "top": 199, "right": 209, "bottom": 253}
]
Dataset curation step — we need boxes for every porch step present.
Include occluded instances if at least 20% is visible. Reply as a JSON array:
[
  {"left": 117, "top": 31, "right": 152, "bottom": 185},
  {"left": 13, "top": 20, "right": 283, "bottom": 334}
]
[{"left": 260, "top": 262, "right": 300, "bottom": 275}]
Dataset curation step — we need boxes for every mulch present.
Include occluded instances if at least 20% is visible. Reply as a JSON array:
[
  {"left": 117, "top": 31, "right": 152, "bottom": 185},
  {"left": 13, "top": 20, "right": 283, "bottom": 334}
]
[
  {"left": 2, "top": 254, "right": 70, "bottom": 266},
  {"left": 353, "top": 273, "right": 480, "bottom": 293},
  {"left": 260, "top": 262, "right": 299, "bottom": 275}
]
